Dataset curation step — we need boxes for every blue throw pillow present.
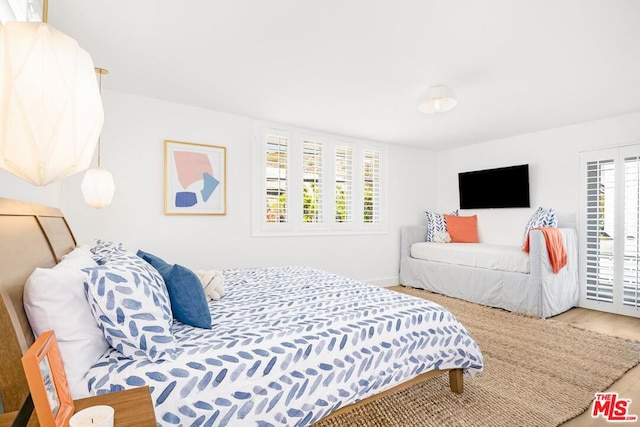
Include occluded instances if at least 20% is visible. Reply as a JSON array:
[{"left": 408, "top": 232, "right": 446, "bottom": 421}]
[
  {"left": 137, "top": 250, "right": 212, "bottom": 329},
  {"left": 136, "top": 250, "right": 166, "bottom": 267}
]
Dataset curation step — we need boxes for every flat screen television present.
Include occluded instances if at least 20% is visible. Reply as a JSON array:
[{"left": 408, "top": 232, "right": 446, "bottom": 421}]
[{"left": 458, "top": 164, "right": 530, "bottom": 209}]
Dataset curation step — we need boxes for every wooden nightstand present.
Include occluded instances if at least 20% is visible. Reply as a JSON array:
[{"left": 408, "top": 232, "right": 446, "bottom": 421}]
[{"left": 0, "top": 386, "right": 156, "bottom": 427}]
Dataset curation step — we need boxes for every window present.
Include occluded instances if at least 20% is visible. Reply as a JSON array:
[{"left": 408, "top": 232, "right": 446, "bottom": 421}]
[
  {"left": 265, "top": 132, "right": 289, "bottom": 224},
  {"left": 580, "top": 145, "right": 640, "bottom": 317},
  {"left": 623, "top": 155, "right": 640, "bottom": 308},
  {"left": 302, "top": 140, "right": 323, "bottom": 223},
  {"left": 363, "top": 150, "right": 380, "bottom": 224},
  {"left": 253, "top": 125, "right": 386, "bottom": 235},
  {"left": 584, "top": 158, "right": 615, "bottom": 303},
  {"left": 335, "top": 145, "right": 353, "bottom": 223}
]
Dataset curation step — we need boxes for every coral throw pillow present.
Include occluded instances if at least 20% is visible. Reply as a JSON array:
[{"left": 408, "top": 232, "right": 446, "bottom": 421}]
[{"left": 444, "top": 214, "right": 479, "bottom": 243}]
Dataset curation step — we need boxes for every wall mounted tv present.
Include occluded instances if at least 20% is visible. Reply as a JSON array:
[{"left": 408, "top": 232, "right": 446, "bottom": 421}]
[{"left": 458, "top": 164, "right": 530, "bottom": 209}]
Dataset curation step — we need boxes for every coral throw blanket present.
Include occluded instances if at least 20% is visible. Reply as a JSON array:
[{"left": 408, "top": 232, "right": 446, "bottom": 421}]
[{"left": 523, "top": 227, "right": 567, "bottom": 274}]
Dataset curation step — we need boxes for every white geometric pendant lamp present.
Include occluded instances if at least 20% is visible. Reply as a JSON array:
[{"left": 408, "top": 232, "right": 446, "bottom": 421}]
[
  {"left": 81, "top": 68, "right": 115, "bottom": 209},
  {"left": 81, "top": 167, "right": 115, "bottom": 209},
  {"left": 0, "top": 20, "right": 104, "bottom": 186}
]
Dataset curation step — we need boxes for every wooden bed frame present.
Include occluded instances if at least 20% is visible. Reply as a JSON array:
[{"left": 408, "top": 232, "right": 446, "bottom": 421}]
[
  {"left": 0, "top": 197, "right": 462, "bottom": 420},
  {"left": 0, "top": 198, "right": 76, "bottom": 413}
]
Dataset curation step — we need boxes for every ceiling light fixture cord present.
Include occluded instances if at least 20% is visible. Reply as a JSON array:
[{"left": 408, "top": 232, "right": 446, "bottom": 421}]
[
  {"left": 97, "top": 70, "right": 102, "bottom": 168},
  {"left": 93, "top": 67, "right": 109, "bottom": 168}
]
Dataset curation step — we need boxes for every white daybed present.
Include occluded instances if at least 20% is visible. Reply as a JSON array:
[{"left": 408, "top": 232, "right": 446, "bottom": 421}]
[{"left": 400, "top": 225, "right": 579, "bottom": 318}]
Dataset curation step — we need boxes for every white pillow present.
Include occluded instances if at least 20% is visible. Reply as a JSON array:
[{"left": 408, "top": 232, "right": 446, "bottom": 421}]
[
  {"left": 60, "top": 245, "right": 95, "bottom": 268},
  {"left": 23, "top": 247, "right": 109, "bottom": 398}
]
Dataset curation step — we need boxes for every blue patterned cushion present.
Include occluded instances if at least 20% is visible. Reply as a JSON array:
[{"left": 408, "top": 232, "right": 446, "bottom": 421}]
[
  {"left": 137, "top": 250, "right": 212, "bottom": 330},
  {"left": 90, "top": 239, "right": 124, "bottom": 265},
  {"left": 83, "top": 259, "right": 177, "bottom": 362},
  {"left": 102, "top": 249, "right": 171, "bottom": 304},
  {"left": 425, "top": 210, "right": 459, "bottom": 242},
  {"left": 522, "top": 206, "right": 558, "bottom": 247}
]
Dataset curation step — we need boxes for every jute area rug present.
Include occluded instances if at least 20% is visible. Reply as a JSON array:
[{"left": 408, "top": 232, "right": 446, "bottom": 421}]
[{"left": 314, "top": 287, "right": 640, "bottom": 427}]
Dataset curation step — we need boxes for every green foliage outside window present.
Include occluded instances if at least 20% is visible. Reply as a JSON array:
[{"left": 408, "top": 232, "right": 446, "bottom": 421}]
[
  {"left": 303, "top": 183, "right": 321, "bottom": 223},
  {"left": 335, "top": 184, "right": 347, "bottom": 222},
  {"left": 363, "top": 184, "right": 374, "bottom": 222}
]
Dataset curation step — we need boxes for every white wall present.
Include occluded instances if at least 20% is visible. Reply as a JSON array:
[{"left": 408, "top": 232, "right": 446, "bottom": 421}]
[
  {"left": 4, "top": 91, "right": 640, "bottom": 280},
  {"left": 55, "top": 91, "right": 437, "bottom": 285},
  {"left": 436, "top": 112, "right": 640, "bottom": 245},
  {"left": 0, "top": 170, "right": 61, "bottom": 207}
]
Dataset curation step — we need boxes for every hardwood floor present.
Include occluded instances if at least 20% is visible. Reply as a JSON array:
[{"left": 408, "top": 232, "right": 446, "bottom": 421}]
[
  {"left": 388, "top": 286, "right": 640, "bottom": 426},
  {"left": 553, "top": 308, "right": 640, "bottom": 426}
]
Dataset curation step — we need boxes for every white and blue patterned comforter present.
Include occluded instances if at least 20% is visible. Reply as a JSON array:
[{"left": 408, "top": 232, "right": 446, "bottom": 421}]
[{"left": 82, "top": 266, "right": 483, "bottom": 426}]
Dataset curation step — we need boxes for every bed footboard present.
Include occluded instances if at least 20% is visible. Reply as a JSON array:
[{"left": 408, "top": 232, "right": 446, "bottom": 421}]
[{"left": 317, "top": 368, "right": 464, "bottom": 422}]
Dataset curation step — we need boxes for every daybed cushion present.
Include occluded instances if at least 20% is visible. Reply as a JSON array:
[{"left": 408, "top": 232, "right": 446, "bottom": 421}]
[
  {"left": 24, "top": 246, "right": 109, "bottom": 396},
  {"left": 411, "top": 242, "right": 530, "bottom": 274}
]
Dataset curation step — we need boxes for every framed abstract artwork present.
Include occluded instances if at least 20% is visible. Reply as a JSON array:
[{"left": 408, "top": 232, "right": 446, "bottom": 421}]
[
  {"left": 21, "top": 330, "right": 74, "bottom": 427},
  {"left": 164, "top": 140, "right": 227, "bottom": 215}
]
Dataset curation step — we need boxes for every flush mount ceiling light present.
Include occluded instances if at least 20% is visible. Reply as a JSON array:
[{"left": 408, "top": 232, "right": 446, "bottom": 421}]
[
  {"left": 418, "top": 85, "right": 458, "bottom": 114},
  {"left": 0, "top": 0, "right": 103, "bottom": 186}
]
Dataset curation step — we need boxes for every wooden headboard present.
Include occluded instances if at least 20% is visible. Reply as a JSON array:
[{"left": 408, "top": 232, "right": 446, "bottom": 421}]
[{"left": 0, "top": 198, "right": 76, "bottom": 412}]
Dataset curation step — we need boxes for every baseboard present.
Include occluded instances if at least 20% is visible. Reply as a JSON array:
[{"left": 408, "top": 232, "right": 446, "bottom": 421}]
[{"left": 367, "top": 276, "right": 399, "bottom": 288}]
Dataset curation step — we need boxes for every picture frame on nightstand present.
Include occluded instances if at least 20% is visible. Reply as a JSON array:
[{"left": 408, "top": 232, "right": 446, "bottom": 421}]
[{"left": 21, "top": 330, "right": 74, "bottom": 427}]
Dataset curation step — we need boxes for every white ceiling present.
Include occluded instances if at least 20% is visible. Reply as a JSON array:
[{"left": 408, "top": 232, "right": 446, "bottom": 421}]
[{"left": 48, "top": 0, "right": 640, "bottom": 149}]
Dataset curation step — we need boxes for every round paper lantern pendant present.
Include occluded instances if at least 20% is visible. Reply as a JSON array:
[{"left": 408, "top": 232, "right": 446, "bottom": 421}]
[
  {"left": 81, "top": 168, "right": 115, "bottom": 209},
  {"left": 0, "top": 22, "right": 104, "bottom": 186},
  {"left": 81, "top": 68, "right": 114, "bottom": 209}
]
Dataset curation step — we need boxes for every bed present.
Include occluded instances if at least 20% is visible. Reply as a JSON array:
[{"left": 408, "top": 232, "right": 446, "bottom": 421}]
[{"left": 0, "top": 198, "right": 484, "bottom": 426}]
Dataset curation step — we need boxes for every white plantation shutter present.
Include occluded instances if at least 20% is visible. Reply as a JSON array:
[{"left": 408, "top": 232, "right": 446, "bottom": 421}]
[
  {"left": 585, "top": 158, "right": 615, "bottom": 303},
  {"left": 302, "top": 140, "right": 323, "bottom": 223},
  {"left": 265, "top": 133, "right": 288, "bottom": 223},
  {"left": 335, "top": 145, "right": 353, "bottom": 223},
  {"left": 363, "top": 150, "right": 380, "bottom": 223},
  {"left": 253, "top": 124, "right": 386, "bottom": 235},
  {"left": 580, "top": 145, "right": 640, "bottom": 317},
  {"left": 624, "top": 156, "right": 640, "bottom": 308}
]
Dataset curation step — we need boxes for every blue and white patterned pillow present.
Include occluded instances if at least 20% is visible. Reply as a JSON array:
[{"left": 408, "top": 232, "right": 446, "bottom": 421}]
[
  {"left": 99, "top": 246, "right": 172, "bottom": 305},
  {"left": 90, "top": 239, "right": 125, "bottom": 265},
  {"left": 425, "top": 210, "right": 459, "bottom": 242},
  {"left": 521, "top": 206, "right": 558, "bottom": 247},
  {"left": 83, "top": 261, "right": 178, "bottom": 362}
]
